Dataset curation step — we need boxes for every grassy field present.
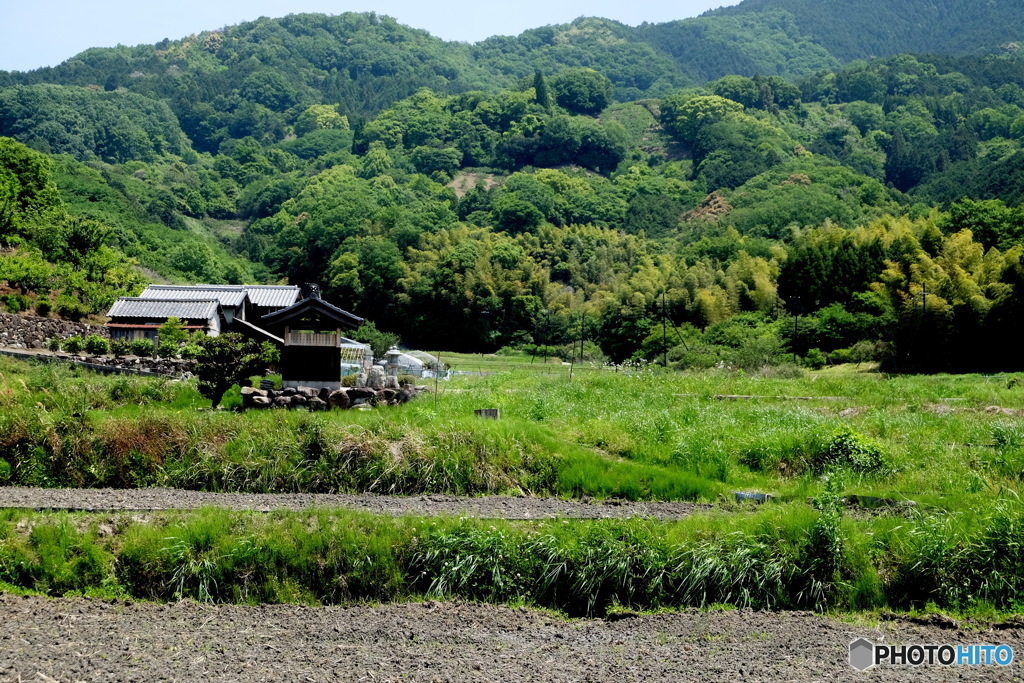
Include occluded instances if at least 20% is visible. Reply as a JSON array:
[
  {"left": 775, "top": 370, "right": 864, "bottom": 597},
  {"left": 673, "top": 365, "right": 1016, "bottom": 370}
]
[
  {"left": 1, "top": 353, "right": 1023, "bottom": 617},
  {"left": 430, "top": 350, "right": 593, "bottom": 374},
  {"left": 2, "top": 354, "right": 1023, "bottom": 510}
]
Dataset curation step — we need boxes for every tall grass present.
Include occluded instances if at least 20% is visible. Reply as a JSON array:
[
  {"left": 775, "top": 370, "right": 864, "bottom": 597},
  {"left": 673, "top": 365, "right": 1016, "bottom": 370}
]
[
  {"left": 2, "top": 355, "right": 1024, "bottom": 510},
  {"left": 2, "top": 502, "right": 1023, "bottom": 616}
]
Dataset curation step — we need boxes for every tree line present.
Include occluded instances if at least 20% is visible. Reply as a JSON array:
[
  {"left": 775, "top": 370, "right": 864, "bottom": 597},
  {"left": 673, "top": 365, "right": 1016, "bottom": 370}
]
[{"left": 2, "top": 46, "right": 1024, "bottom": 370}]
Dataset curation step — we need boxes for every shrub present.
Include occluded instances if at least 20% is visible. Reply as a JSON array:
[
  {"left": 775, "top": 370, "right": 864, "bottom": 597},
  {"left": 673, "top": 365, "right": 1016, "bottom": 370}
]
[
  {"left": 220, "top": 384, "right": 243, "bottom": 411},
  {"left": 46, "top": 337, "right": 62, "bottom": 352},
  {"left": 801, "top": 348, "right": 827, "bottom": 370},
  {"left": 55, "top": 294, "right": 89, "bottom": 322},
  {"left": 157, "top": 340, "right": 179, "bottom": 359},
  {"left": 84, "top": 334, "right": 110, "bottom": 356},
  {"left": 110, "top": 338, "right": 131, "bottom": 358},
  {"left": 816, "top": 428, "right": 886, "bottom": 474},
  {"left": 34, "top": 298, "right": 51, "bottom": 317},
  {"left": 62, "top": 335, "right": 84, "bottom": 354},
  {"left": 129, "top": 338, "right": 155, "bottom": 357},
  {"left": 2, "top": 292, "right": 29, "bottom": 313},
  {"left": 803, "top": 473, "right": 845, "bottom": 609},
  {"left": 179, "top": 344, "right": 203, "bottom": 360},
  {"left": 0, "top": 457, "right": 11, "bottom": 483}
]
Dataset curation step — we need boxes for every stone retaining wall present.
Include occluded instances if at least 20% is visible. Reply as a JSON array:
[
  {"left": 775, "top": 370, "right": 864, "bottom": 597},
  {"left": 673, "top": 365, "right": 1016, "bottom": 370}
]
[
  {"left": 241, "top": 384, "right": 429, "bottom": 410},
  {"left": 0, "top": 313, "right": 107, "bottom": 350},
  {"left": 0, "top": 348, "right": 195, "bottom": 377}
]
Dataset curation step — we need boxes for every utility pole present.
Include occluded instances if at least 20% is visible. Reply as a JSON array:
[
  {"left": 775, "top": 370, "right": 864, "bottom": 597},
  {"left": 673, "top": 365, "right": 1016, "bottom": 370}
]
[
  {"left": 569, "top": 310, "right": 584, "bottom": 382},
  {"left": 662, "top": 291, "right": 668, "bottom": 369},
  {"left": 793, "top": 314, "right": 798, "bottom": 364},
  {"left": 789, "top": 295, "right": 801, "bottom": 364},
  {"left": 580, "top": 310, "right": 586, "bottom": 362},
  {"left": 434, "top": 351, "right": 441, "bottom": 408}
]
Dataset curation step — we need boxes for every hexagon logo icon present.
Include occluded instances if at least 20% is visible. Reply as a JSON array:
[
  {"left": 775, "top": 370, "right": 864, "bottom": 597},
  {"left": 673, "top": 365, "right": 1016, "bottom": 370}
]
[{"left": 850, "top": 638, "right": 875, "bottom": 671}]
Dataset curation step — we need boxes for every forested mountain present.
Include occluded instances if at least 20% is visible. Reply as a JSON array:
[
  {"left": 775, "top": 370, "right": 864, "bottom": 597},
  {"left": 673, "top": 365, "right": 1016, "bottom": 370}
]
[
  {"left": 701, "top": 0, "right": 1024, "bottom": 64},
  {"left": 3, "top": 7, "right": 1024, "bottom": 372},
  {"left": 4, "top": 0, "right": 1023, "bottom": 127}
]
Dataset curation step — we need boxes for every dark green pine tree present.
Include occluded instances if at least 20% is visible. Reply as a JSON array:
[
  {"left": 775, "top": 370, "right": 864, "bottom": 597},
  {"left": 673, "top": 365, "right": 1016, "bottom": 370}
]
[{"left": 533, "top": 70, "right": 550, "bottom": 109}]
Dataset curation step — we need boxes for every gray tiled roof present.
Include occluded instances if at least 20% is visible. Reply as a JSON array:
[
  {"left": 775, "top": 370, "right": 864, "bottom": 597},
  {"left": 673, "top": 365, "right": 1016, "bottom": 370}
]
[
  {"left": 138, "top": 284, "right": 300, "bottom": 309},
  {"left": 244, "top": 285, "right": 301, "bottom": 308},
  {"left": 261, "top": 296, "right": 363, "bottom": 329},
  {"left": 140, "top": 285, "right": 248, "bottom": 308},
  {"left": 107, "top": 298, "right": 219, "bottom": 320}
]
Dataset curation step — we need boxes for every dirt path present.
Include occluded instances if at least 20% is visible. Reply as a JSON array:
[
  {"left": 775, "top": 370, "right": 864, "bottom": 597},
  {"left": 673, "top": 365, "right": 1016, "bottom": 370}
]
[
  {"left": 1, "top": 596, "right": 1020, "bottom": 682},
  {"left": 0, "top": 487, "right": 712, "bottom": 520}
]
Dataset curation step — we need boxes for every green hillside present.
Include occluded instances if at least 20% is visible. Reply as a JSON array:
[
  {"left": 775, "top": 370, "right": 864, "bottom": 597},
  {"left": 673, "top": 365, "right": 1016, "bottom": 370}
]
[
  {"left": 3, "top": 7, "right": 1024, "bottom": 372},
  {"left": 702, "top": 0, "right": 1024, "bottom": 62}
]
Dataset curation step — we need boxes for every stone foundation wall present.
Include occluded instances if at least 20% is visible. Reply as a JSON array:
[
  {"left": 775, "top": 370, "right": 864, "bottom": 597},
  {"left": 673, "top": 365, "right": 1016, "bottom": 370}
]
[
  {"left": 0, "top": 348, "right": 194, "bottom": 378},
  {"left": 0, "top": 313, "right": 108, "bottom": 350}
]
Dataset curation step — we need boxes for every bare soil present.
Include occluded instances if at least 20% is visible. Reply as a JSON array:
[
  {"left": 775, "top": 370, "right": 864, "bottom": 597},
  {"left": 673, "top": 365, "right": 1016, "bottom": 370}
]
[
  {"left": 0, "top": 487, "right": 711, "bottom": 520},
  {"left": 447, "top": 172, "right": 501, "bottom": 199},
  {"left": 1, "top": 596, "right": 1020, "bottom": 682}
]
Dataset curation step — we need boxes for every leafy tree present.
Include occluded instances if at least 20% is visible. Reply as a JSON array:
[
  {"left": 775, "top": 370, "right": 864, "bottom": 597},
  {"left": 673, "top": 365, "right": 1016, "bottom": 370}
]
[
  {"left": 349, "top": 320, "right": 401, "bottom": 360},
  {"left": 661, "top": 94, "right": 744, "bottom": 144},
  {"left": 192, "top": 333, "right": 280, "bottom": 407},
  {"left": 158, "top": 317, "right": 190, "bottom": 346},
  {"left": 942, "top": 198, "right": 1024, "bottom": 250},
  {"left": 239, "top": 71, "right": 299, "bottom": 112},
  {"left": 110, "top": 338, "right": 130, "bottom": 358},
  {"left": 550, "top": 69, "right": 614, "bottom": 116},
  {"left": 491, "top": 196, "right": 545, "bottom": 234},
  {"left": 294, "top": 104, "right": 350, "bottom": 136}
]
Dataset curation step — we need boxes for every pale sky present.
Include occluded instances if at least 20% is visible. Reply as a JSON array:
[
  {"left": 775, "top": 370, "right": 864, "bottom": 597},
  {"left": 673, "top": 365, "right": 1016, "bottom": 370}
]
[{"left": 1, "top": 0, "right": 739, "bottom": 73}]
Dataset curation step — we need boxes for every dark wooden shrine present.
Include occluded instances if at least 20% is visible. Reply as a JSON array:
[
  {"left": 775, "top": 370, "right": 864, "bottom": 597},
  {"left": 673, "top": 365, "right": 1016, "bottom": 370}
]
[{"left": 260, "top": 286, "right": 363, "bottom": 390}]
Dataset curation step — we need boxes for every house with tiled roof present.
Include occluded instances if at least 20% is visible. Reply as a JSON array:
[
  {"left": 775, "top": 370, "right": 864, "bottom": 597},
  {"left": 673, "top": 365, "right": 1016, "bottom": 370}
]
[
  {"left": 106, "top": 284, "right": 301, "bottom": 342},
  {"left": 106, "top": 298, "right": 223, "bottom": 341}
]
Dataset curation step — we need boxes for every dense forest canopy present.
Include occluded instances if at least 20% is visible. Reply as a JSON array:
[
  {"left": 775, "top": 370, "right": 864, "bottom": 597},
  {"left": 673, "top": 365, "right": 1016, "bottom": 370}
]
[{"left": 3, "top": 5, "right": 1024, "bottom": 372}]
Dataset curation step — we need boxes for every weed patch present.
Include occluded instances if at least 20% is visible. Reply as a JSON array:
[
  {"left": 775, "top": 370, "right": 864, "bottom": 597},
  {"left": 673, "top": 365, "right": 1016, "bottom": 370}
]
[{"left": 2, "top": 504, "right": 1022, "bottom": 617}]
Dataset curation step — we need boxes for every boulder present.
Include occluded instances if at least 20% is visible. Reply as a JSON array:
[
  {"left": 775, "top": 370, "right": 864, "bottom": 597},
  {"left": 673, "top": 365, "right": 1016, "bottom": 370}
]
[
  {"left": 251, "top": 396, "right": 272, "bottom": 408},
  {"left": 291, "top": 394, "right": 308, "bottom": 407},
  {"left": 328, "top": 389, "right": 351, "bottom": 410},
  {"left": 297, "top": 386, "right": 317, "bottom": 399},
  {"left": 308, "top": 397, "right": 328, "bottom": 411},
  {"left": 348, "top": 387, "right": 376, "bottom": 401},
  {"left": 317, "top": 386, "right": 332, "bottom": 403},
  {"left": 241, "top": 386, "right": 257, "bottom": 407},
  {"left": 275, "top": 396, "right": 292, "bottom": 408}
]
